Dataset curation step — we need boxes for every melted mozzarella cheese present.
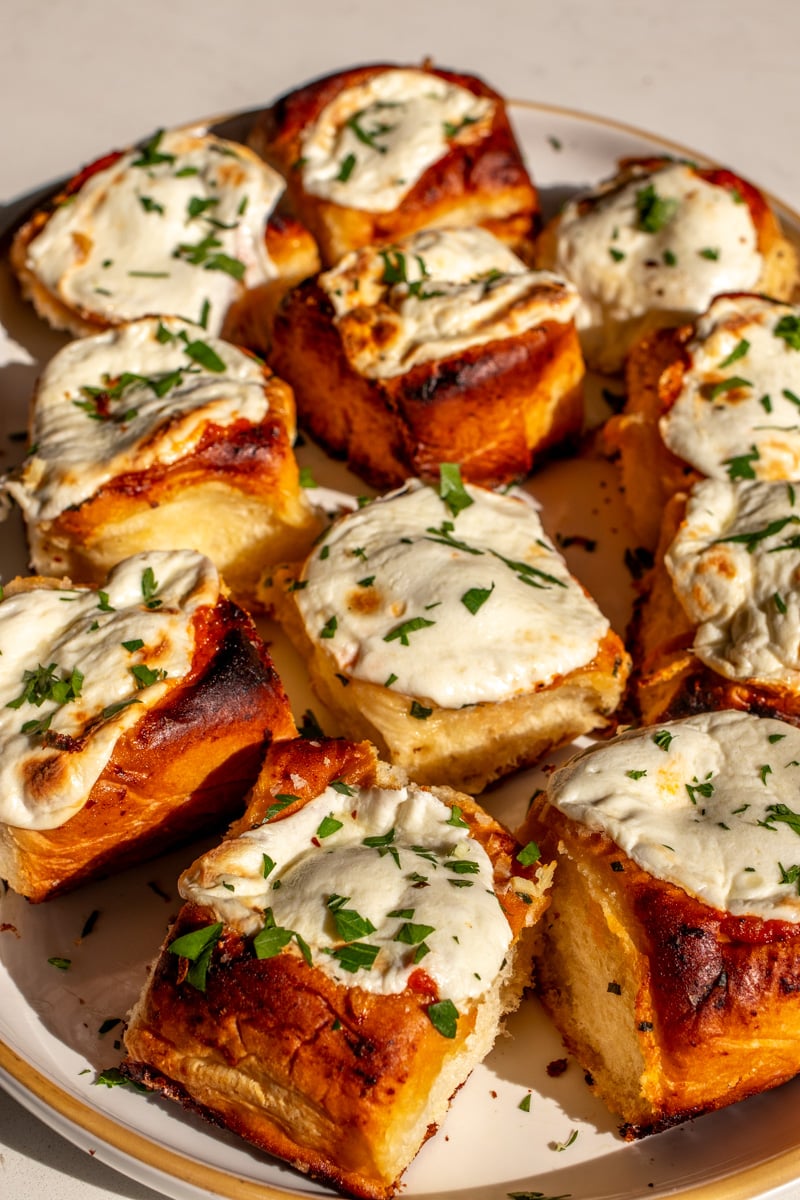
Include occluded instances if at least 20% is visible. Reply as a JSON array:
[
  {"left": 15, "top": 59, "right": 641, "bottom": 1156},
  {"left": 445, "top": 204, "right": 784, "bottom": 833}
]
[
  {"left": 0, "top": 550, "right": 218, "bottom": 830},
  {"left": 5, "top": 317, "right": 270, "bottom": 522},
  {"left": 660, "top": 295, "right": 800, "bottom": 478},
  {"left": 179, "top": 780, "right": 513, "bottom": 1001},
  {"left": 319, "top": 226, "right": 578, "bottom": 379},
  {"left": 548, "top": 710, "right": 800, "bottom": 921},
  {"left": 666, "top": 477, "right": 800, "bottom": 683},
  {"left": 300, "top": 68, "right": 494, "bottom": 213},
  {"left": 554, "top": 163, "right": 761, "bottom": 367},
  {"left": 294, "top": 480, "right": 609, "bottom": 706},
  {"left": 26, "top": 129, "right": 283, "bottom": 333}
]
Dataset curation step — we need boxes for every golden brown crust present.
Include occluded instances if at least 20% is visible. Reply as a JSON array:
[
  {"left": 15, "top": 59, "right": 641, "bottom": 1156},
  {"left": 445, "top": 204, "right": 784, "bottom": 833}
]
[
  {"left": 0, "top": 595, "right": 297, "bottom": 902},
  {"left": 250, "top": 62, "right": 539, "bottom": 266},
  {"left": 123, "top": 736, "right": 551, "bottom": 1198},
  {"left": 602, "top": 321, "right": 699, "bottom": 549},
  {"left": 223, "top": 211, "right": 320, "bottom": 354},
  {"left": 268, "top": 563, "right": 630, "bottom": 793},
  {"left": 18, "top": 362, "right": 323, "bottom": 608},
  {"left": 270, "top": 277, "right": 584, "bottom": 490},
  {"left": 523, "top": 792, "right": 800, "bottom": 1137}
]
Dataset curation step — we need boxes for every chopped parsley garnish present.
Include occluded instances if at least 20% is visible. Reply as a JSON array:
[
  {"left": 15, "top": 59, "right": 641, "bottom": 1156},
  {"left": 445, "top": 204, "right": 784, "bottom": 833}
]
[
  {"left": 167, "top": 921, "right": 223, "bottom": 991},
  {"left": 320, "top": 615, "right": 338, "bottom": 639},
  {"left": 626, "top": 769, "right": 647, "bottom": 780},
  {"left": 445, "top": 859, "right": 480, "bottom": 875},
  {"left": 253, "top": 909, "right": 311, "bottom": 966},
  {"left": 316, "top": 814, "right": 344, "bottom": 839},
  {"left": 517, "top": 841, "right": 540, "bottom": 867},
  {"left": 384, "top": 616, "right": 435, "bottom": 645},
  {"left": 518, "top": 1093, "right": 532, "bottom": 1112},
  {"left": 131, "top": 129, "right": 176, "bottom": 169},
  {"left": 447, "top": 805, "right": 469, "bottom": 828},
  {"left": 173, "top": 230, "right": 246, "bottom": 279},
  {"left": 759, "top": 803, "right": 800, "bottom": 836},
  {"left": 182, "top": 338, "right": 226, "bottom": 373},
  {"left": 778, "top": 863, "right": 800, "bottom": 892},
  {"left": 707, "top": 375, "right": 752, "bottom": 399},
  {"left": 263, "top": 793, "right": 298, "bottom": 822},
  {"left": 723, "top": 445, "right": 760, "bottom": 481},
  {"left": 461, "top": 584, "right": 495, "bottom": 614},
  {"left": 325, "top": 941, "right": 381, "bottom": 972},
  {"left": 330, "top": 780, "right": 356, "bottom": 796},
  {"left": 363, "top": 827, "right": 395, "bottom": 849},
  {"left": 685, "top": 773, "right": 714, "bottom": 804},
  {"left": 346, "top": 105, "right": 399, "bottom": 155},
  {"left": 635, "top": 183, "right": 678, "bottom": 233},
  {"left": 609, "top": 246, "right": 625, "bottom": 262},
  {"left": 337, "top": 152, "right": 357, "bottom": 182},
  {"left": 439, "top": 462, "right": 474, "bottom": 517},
  {"left": 298, "top": 709, "right": 325, "bottom": 739},
  {"left": 774, "top": 314, "right": 800, "bottom": 351},
  {"left": 327, "top": 895, "right": 377, "bottom": 942},
  {"left": 409, "top": 700, "right": 433, "bottom": 720},
  {"left": 719, "top": 338, "right": 750, "bottom": 368},
  {"left": 662, "top": 249, "right": 677, "bottom": 266},
  {"left": 8, "top": 662, "right": 84, "bottom": 735},
  {"left": 393, "top": 920, "right": 435, "bottom": 945},
  {"left": 699, "top": 246, "right": 720, "bottom": 260},
  {"left": 261, "top": 854, "right": 276, "bottom": 878},
  {"left": 443, "top": 114, "right": 479, "bottom": 138},
  {"left": 130, "top": 663, "right": 167, "bottom": 689},
  {"left": 140, "top": 566, "right": 162, "bottom": 609},
  {"left": 653, "top": 729, "right": 674, "bottom": 751},
  {"left": 714, "top": 513, "right": 800, "bottom": 553},
  {"left": 138, "top": 195, "right": 165, "bottom": 215},
  {"left": 427, "top": 998, "right": 459, "bottom": 1038},
  {"left": 48, "top": 957, "right": 72, "bottom": 971},
  {"left": 187, "top": 195, "right": 220, "bottom": 220}
]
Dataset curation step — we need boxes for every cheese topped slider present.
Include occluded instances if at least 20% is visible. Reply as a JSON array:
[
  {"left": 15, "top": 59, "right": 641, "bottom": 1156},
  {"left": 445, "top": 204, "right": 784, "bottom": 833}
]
[{"left": 268, "top": 475, "right": 628, "bottom": 791}]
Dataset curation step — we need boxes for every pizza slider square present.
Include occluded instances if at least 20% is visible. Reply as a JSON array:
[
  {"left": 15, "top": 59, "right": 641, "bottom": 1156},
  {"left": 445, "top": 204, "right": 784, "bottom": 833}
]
[
  {"left": 122, "top": 734, "right": 553, "bottom": 1199},
  {"left": 250, "top": 61, "right": 539, "bottom": 266},
  {"left": 0, "top": 549, "right": 296, "bottom": 902}
]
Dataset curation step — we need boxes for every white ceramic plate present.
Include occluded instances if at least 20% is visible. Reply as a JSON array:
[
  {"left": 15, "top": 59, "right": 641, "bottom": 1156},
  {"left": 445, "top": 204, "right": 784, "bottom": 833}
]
[{"left": 1, "top": 101, "right": 800, "bottom": 1200}]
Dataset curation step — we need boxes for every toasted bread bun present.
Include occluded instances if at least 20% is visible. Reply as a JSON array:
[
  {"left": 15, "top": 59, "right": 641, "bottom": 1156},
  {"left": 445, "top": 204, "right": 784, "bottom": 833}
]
[
  {"left": 4, "top": 317, "right": 322, "bottom": 607},
  {"left": 249, "top": 62, "right": 539, "bottom": 266},
  {"left": 628, "top": 477, "right": 800, "bottom": 726},
  {"left": 535, "top": 158, "right": 798, "bottom": 374},
  {"left": 271, "top": 226, "right": 584, "bottom": 490},
  {"left": 264, "top": 478, "right": 629, "bottom": 793},
  {"left": 0, "top": 551, "right": 296, "bottom": 902},
  {"left": 10, "top": 127, "right": 319, "bottom": 355},
  {"left": 523, "top": 711, "right": 800, "bottom": 1137},
  {"left": 122, "top": 735, "right": 552, "bottom": 1199},
  {"left": 605, "top": 293, "right": 800, "bottom": 548}
]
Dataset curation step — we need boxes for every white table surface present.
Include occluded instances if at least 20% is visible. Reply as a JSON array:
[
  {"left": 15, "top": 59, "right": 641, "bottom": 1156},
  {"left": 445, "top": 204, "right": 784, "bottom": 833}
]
[{"left": 1, "top": 1, "right": 800, "bottom": 1197}]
